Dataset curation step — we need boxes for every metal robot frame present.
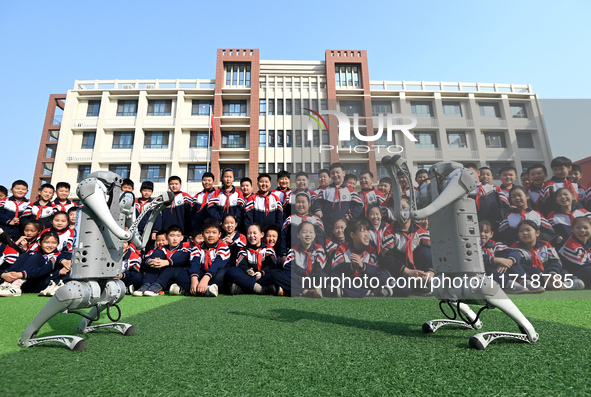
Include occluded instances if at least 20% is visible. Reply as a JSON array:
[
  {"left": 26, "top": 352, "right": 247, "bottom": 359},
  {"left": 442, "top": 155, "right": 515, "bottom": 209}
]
[
  {"left": 382, "top": 155, "right": 538, "bottom": 349},
  {"left": 19, "top": 171, "right": 174, "bottom": 351}
]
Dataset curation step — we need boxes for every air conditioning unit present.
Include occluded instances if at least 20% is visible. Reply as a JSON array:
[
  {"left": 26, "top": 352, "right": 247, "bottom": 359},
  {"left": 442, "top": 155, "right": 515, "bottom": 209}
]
[
  {"left": 122, "top": 84, "right": 134, "bottom": 89},
  {"left": 145, "top": 84, "right": 155, "bottom": 89}
]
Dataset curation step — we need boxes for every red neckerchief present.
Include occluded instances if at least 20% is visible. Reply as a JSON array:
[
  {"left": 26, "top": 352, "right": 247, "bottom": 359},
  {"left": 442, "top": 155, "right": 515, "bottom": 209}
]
[
  {"left": 332, "top": 185, "right": 343, "bottom": 210},
  {"left": 162, "top": 245, "right": 181, "bottom": 260},
  {"left": 256, "top": 191, "right": 271, "bottom": 216},
  {"left": 54, "top": 199, "right": 71, "bottom": 213},
  {"left": 301, "top": 246, "right": 313, "bottom": 275},
  {"left": 221, "top": 188, "right": 234, "bottom": 213},
  {"left": 199, "top": 241, "right": 218, "bottom": 270},
  {"left": 35, "top": 201, "right": 51, "bottom": 220},
  {"left": 197, "top": 190, "right": 213, "bottom": 213},
  {"left": 348, "top": 243, "right": 367, "bottom": 278},
  {"left": 360, "top": 189, "right": 372, "bottom": 216},
  {"left": 137, "top": 198, "right": 152, "bottom": 212},
  {"left": 527, "top": 248, "right": 544, "bottom": 271},
  {"left": 475, "top": 184, "right": 485, "bottom": 210},
  {"left": 397, "top": 223, "right": 417, "bottom": 269}
]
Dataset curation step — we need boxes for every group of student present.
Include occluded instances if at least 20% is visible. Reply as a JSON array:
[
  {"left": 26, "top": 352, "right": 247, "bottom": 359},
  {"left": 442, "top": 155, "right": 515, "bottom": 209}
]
[{"left": 1, "top": 154, "right": 590, "bottom": 299}]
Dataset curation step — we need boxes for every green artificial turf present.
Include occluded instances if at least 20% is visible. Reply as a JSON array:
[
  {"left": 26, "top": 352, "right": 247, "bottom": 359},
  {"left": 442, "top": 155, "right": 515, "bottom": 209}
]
[{"left": 1, "top": 292, "right": 590, "bottom": 396}]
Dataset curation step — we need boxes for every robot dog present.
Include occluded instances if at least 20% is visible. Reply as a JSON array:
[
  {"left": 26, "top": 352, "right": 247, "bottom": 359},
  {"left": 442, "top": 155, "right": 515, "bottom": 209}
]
[
  {"left": 19, "top": 171, "right": 174, "bottom": 351},
  {"left": 382, "top": 155, "right": 538, "bottom": 349}
]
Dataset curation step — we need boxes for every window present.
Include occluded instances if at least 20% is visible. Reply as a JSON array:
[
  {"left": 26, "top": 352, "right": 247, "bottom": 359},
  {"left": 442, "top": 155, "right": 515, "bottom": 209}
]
[
  {"left": 258, "top": 163, "right": 266, "bottom": 173},
  {"left": 86, "top": 100, "right": 100, "bottom": 117},
  {"left": 259, "top": 99, "right": 266, "bottom": 116},
  {"left": 277, "top": 130, "right": 284, "bottom": 148},
  {"left": 303, "top": 99, "right": 310, "bottom": 112},
  {"left": 304, "top": 130, "right": 311, "bottom": 147},
  {"left": 140, "top": 164, "right": 166, "bottom": 182},
  {"left": 411, "top": 101, "right": 433, "bottom": 117},
  {"left": 414, "top": 132, "right": 438, "bottom": 148},
  {"left": 147, "top": 100, "right": 172, "bottom": 116},
  {"left": 109, "top": 164, "right": 131, "bottom": 179},
  {"left": 286, "top": 130, "right": 293, "bottom": 147},
  {"left": 82, "top": 132, "right": 96, "bottom": 149},
  {"left": 225, "top": 63, "right": 251, "bottom": 86},
  {"left": 314, "top": 162, "right": 321, "bottom": 173},
  {"left": 42, "top": 163, "right": 53, "bottom": 175},
  {"left": 190, "top": 132, "right": 209, "bottom": 149},
  {"left": 268, "top": 99, "right": 274, "bottom": 116},
  {"left": 294, "top": 99, "right": 301, "bottom": 115},
  {"left": 45, "top": 144, "right": 57, "bottom": 158},
  {"left": 192, "top": 100, "right": 213, "bottom": 116},
  {"left": 447, "top": 132, "right": 468, "bottom": 148},
  {"left": 268, "top": 163, "right": 275, "bottom": 174},
  {"left": 322, "top": 130, "right": 329, "bottom": 145},
  {"left": 222, "top": 131, "right": 246, "bottom": 148},
  {"left": 117, "top": 100, "right": 138, "bottom": 116},
  {"left": 113, "top": 132, "right": 134, "bottom": 149},
  {"left": 286, "top": 99, "right": 292, "bottom": 115},
  {"left": 286, "top": 164, "right": 293, "bottom": 173},
  {"left": 187, "top": 164, "right": 207, "bottom": 182},
  {"left": 372, "top": 101, "right": 392, "bottom": 116},
  {"left": 321, "top": 99, "right": 328, "bottom": 110},
  {"left": 510, "top": 103, "right": 528, "bottom": 119},
  {"left": 77, "top": 165, "right": 91, "bottom": 182},
  {"left": 259, "top": 131, "right": 269, "bottom": 149},
  {"left": 521, "top": 161, "right": 539, "bottom": 173},
  {"left": 479, "top": 102, "right": 501, "bottom": 118},
  {"left": 144, "top": 132, "right": 169, "bottom": 149},
  {"left": 276, "top": 99, "right": 283, "bottom": 116},
  {"left": 516, "top": 131, "right": 534, "bottom": 149},
  {"left": 443, "top": 102, "right": 462, "bottom": 117},
  {"left": 223, "top": 100, "right": 247, "bottom": 116},
  {"left": 296, "top": 130, "right": 302, "bottom": 147},
  {"left": 49, "top": 130, "right": 59, "bottom": 142},
  {"left": 313, "top": 131, "right": 320, "bottom": 147},
  {"left": 417, "top": 163, "right": 436, "bottom": 171},
  {"left": 311, "top": 99, "right": 318, "bottom": 111},
  {"left": 268, "top": 130, "right": 275, "bottom": 147},
  {"left": 340, "top": 100, "right": 363, "bottom": 116},
  {"left": 488, "top": 162, "right": 512, "bottom": 179},
  {"left": 220, "top": 164, "right": 245, "bottom": 182},
  {"left": 335, "top": 64, "right": 361, "bottom": 87},
  {"left": 484, "top": 132, "right": 506, "bottom": 148}
]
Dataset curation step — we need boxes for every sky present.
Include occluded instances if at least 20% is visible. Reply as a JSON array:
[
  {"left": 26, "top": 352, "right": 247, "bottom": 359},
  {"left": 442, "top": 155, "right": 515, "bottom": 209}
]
[{"left": 0, "top": 0, "right": 589, "bottom": 191}]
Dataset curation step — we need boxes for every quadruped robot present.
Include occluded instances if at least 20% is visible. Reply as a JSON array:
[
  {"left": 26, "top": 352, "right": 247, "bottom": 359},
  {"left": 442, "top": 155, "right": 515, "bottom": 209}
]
[
  {"left": 19, "top": 171, "right": 174, "bottom": 351},
  {"left": 381, "top": 155, "right": 538, "bottom": 349}
]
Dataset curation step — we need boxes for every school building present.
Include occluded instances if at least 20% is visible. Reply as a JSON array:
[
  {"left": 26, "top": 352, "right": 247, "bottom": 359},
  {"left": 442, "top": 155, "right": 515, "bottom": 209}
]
[{"left": 32, "top": 48, "right": 553, "bottom": 196}]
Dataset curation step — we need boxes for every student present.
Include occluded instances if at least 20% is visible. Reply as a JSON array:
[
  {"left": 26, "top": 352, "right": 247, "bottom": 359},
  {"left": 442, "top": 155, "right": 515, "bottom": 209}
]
[
  {"left": 271, "top": 221, "right": 327, "bottom": 297},
  {"left": 480, "top": 220, "right": 528, "bottom": 294},
  {"left": 226, "top": 224, "right": 277, "bottom": 295},
  {"left": 0, "top": 180, "right": 30, "bottom": 240},
  {"left": 527, "top": 163, "right": 547, "bottom": 211},
  {"left": 13, "top": 220, "right": 43, "bottom": 255},
  {"left": 546, "top": 188, "right": 591, "bottom": 246},
  {"left": 558, "top": 216, "right": 591, "bottom": 288},
  {"left": 415, "top": 169, "right": 430, "bottom": 189},
  {"left": 154, "top": 176, "right": 193, "bottom": 237},
  {"left": 0, "top": 230, "right": 65, "bottom": 297},
  {"left": 220, "top": 214, "right": 246, "bottom": 267},
  {"left": 367, "top": 204, "right": 387, "bottom": 253},
  {"left": 316, "top": 169, "right": 331, "bottom": 194},
  {"left": 264, "top": 224, "right": 281, "bottom": 253},
  {"left": 208, "top": 168, "right": 245, "bottom": 227},
  {"left": 286, "top": 171, "right": 317, "bottom": 216},
  {"left": 279, "top": 192, "right": 325, "bottom": 260},
  {"left": 52, "top": 182, "right": 77, "bottom": 213},
  {"left": 0, "top": 228, "right": 24, "bottom": 271},
  {"left": 271, "top": 170, "right": 292, "bottom": 214},
  {"left": 325, "top": 218, "right": 347, "bottom": 268},
  {"left": 498, "top": 166, "right": 518, "bottom": 198},
  {"left": 497, "top": 186, "right": 554, "bottom": 246},
  {"left": 466, "top": 163, "right": 509, "bottom": 229},
  {"left": 133, "top": 225, "right": 190, "bottom": 296},
  {"left": 244, "top": 173, "right": 284, "bottom": 230},
  {"left": 121, "top": 178, "right": 134, "bottom": 193},
  {"left": 39, "top": 211, "right": 74, "bottom": 253},
  {"left": 312, "top": 163, "right": 363, "bottom": 230},
  {"left": 344, "top": 174, "right": 358, "bottom": 190},
  {"left": 520, "top": 171, "right": 531, "bottom": 191},
  {"left": 169, "top": 218, "right": 230, "bottom": 297},
  {"left": 67, "top": 207, "right": 77, "bottom": 230},
  {"left": 331, "top": 219, "right": 393, "bottom": 297},
  {"left": 22, "top": 183, "right": 55, "bottom": 228},
  {"left": 240, "top": 177, "right": 254, "bottom": 202},
  {"left": 0, "top": 186, "right": 7, "bottom": 200},
  {"left": 377, "top": 176, "right": 395, "bottom": 223},
  {"left": 569, "top": 164, "right": 586, "bottom": 203},
  {"left": 117, "top": 241, "right": 143, "bottom": 294},
  {"left": 135, "top": 181, "right": 155, "bottom": 245},
  {"left": 358, "top": 171, "right": 385, "bottom": 218},
  {"left": 397, "top": 171, "right": 411, "bottom": 196},
  {"left": 540, "top": 156, "right": 581, "bottom": 216},
  {"left": 192, "top": 172, "right": 217, "bottom": 234}
]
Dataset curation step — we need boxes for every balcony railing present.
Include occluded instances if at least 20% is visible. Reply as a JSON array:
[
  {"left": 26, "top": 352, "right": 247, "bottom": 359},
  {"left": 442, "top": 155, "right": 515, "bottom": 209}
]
[
  {"left": 182, "top": 117, "right": 210, "bottom": 128},
  {"left": 100, "top": 151, "right": 132, "bottom": 161},
  {"left": 138, "top": 151, "right": 173, "bottom": 161},
  {"left": 104, "top": 118, "right": 136, "bottom": 128},
  {"left": 66, "top": 152, "right": 93, "bottom": 162},
  {"left": 72, "top": 119, "right": 98, "bottom": 128},
  {"left": 143, "top": 117, "right": 175, "bottom": 128},
  {"left": 178, "top": 150, "right": 209, "bottom": 162}
]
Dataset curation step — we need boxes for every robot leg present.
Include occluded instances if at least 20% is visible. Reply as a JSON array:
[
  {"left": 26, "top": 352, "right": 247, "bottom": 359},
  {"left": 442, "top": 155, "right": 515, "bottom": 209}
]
[
  {"left": 19, "top": 281, "right": 101, "bottom": 351},
  {"left": 78, "top": 279, "right": 136, "bottom": 337}
]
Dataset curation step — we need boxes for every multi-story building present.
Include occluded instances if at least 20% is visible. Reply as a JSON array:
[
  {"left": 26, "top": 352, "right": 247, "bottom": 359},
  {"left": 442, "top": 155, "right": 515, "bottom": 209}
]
[{"left": 33, "top": 49, "right": 553, "bottom": 197}]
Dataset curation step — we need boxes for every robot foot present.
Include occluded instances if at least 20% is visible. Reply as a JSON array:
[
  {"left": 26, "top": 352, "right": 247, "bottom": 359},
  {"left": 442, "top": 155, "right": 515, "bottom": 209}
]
[
  {"left": 469, "top": 331, "right": 536, "bottom": 350},
  {"left": 422, "top": 318, "right": 482, "bottom": 334},
  {"left": 19, "top": 334, "right": 88, "bottom": 351},
  {"left": 423, "top": 300, "right": 484, "bottom": 333},
  {"left": 78, "top": 322, "right": 136, "bottom": 336}
]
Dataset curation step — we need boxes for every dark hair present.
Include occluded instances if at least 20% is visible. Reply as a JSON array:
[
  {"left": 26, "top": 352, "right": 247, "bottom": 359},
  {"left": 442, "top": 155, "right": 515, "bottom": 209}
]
[
  {"left": 23, "top": 219, "right": 43, "bottom": 233},
  {"left": 527, "top": 163, "right": 547, "bottom": 176},
  {"left": 221, "top": 168, "right": 234, "bottom": 178},
  {"left": 190, "top": 228, "right": 203, "bottom": 238},
  {"left": 517, "top": 219, "right": 539, "bottom": 232},
  {"left": 464, "top": 163, "right": 479, "bottom": 171},
  {"left": 366, "top": 203, "right": 382, "bottom": 215},
  {"left": 297, "top": 221, "right": 316, "bottom": 235},
  {"left": 344, "top": 173, "right": 357, "bottom": 182},
  {"left": 240, "top": 177, "right": 252, "bottom": 185},
  {"left": 67, "top": 207, "right": 78, "bottom": 215},
  {"left": 360, "top": 170, "right": 374, "bottom": 179},
  {"left": 295, "top": 171, "right": 309, "bottom": 179},
  {"left": 203, "top": 217, "right": 221, "bottom": 233},
  {"left": 39, "top": 183, "right": 55, "bottom": 191},
  {"left": 379, "top": 177, "right": 392, "bottom": 185},
  {"left": 318, "top": 168, "right": 330, "bottom": 177},
  {"left": 346, "top": 219, "right": 371, "bottom": 243},
  {"left": 479, "top": 220, "right": 493, "bottom": 232},
  {"left": 499, "top": 166, "right": 517, "bottom": 176},
  {"left": 166, "top": 224, "right": 183, "bottom": 235},
  {"left": 257, "top": 173, "right": 271, "bottom": 182},
  {"left": 168, "top": 175, "right": 182, "bottom": 184},
  {"left": 479, "top": 166, "right": 492, "bottom": 172},
  {"left": 56, "top": 182, "right": 70, "bottom": 190},
  {"left": 415, "top": 169, "right": 428, "bottom": 178},
  {"left": 202, "top": 172, "right": 214, "bottom": 181},
  {"left": 277, "top": 170, "right": 290, "bottom": 180},
  {"left": 155, "top": 230, "right": 167, "bottom": 238},
  {"left": 39, "top": 230, "right": 60, "bottom": 246},
  {"left": 248, "top": 223, "right": 264, "bottom": 233},
  {"left": 222, "top": 214, "right": 237, "bottom": 224},
  {"left": 572, "top": 216, "right": 591, "bottom": 229},
  {"left": 263, "top": 223, "right": 281, "bottom": 235},
  {"left": 329, "top": 163, "right": 344, "bottom": 172},
  {"left": 12, "top": 180, "right": 28, "bottom": 189},
  {"left": 0, "top": 185, "right": 7, "bottom": 196},
  {"left": 571, "top": 164, "right": 582, "bottom": 174},
  {"left": 52, "top": 210, "right": 68, "bottom": 221},
  {"left": 551, "top": 156, "right": 572, "bottom": 169},
  {"left": 122, "top": 178, "right": 134, "bottom": 188},
  {"left": 520, "top": 171, "right": 528, "bottom": 178},
  {"left": 555, "top": 187, "right": 575, "bottom": 199},
  {"left": 294, "top": 192, "right": 311, "bottom": 203}
]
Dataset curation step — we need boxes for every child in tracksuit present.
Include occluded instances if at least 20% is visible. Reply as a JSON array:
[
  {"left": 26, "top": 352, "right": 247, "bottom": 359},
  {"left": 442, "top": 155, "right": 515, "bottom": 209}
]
[
  {"left": 466, "top": 164, "right": 509, "bottom": 229},
  {"left": 22, "top": 183, "right": 55, "bottom": 228},
  {"left": 192, "top": 172, "right": 217, "bottom": 234},
  {"left": 244, "top": 173, "right": 284, "bottom": 231},
  {"left": 272, "top": 221, "right": 327, "bottom": 297},
  {"left": 271, "top": 170, "right": 292, "bottom": 218},
  {"left": 220, "top": 214, "right": 247, "bottom": 267},
  {"left": 154, "top": 176, "right": 194, "bottom": 238},
  {"left": 207, "top": 168, "right": 246, "bottom": 228},
  {"left": 279, "top": 192, "right": 325, "bottom": 261},
  {"left": 539, "top": 156, "right": 582, "bottom": 216},
  {"left": 547, "top": 187, "right": 591, "bottom": 246},
  {"left": 0, "top": 180, "right": 30, "bottom": 240},
  {"left": 558, "top": 216, "right": 591, "bottom": 288},
  {"left": 134, "top": 225, "right": 190, "bottom": 296},
  {"left": 358, "top": 171, "right": 386, "bottom": 218},
  {"left": 325, "top": 218, "right": 348, "bottom": 268},
  {"left": 225, "top": 224, "right": 277, "bottom": 295},
  {"left": 39, "top": 211, "right": 74, "bottom": 253},
  {"left": 169, "top": 218, "right": 230, "bottom": 297},
  {"left": 117, "top": 241, "right": 143, "bottom": 294},
  {"left": 52, "top": 182, "right": 77, "bottom": 213},
  {"left": 367, "top": 204, "right": 388, "bottom": 253},
  {"left": 135, "top": 181, "right": 154, "bottom": 240}
]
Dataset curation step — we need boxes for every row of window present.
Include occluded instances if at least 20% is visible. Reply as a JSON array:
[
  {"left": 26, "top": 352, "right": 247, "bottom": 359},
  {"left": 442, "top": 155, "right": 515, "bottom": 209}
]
[
  {"left": 81, "top": 131, "right": 248, "bottom": 150},
  {"left": 86, "top": 100, "right": 216, "bottom": 118},
  {"left": 413, "top": 131, "right": 535, "bottom": 149},
  {"left": 258, "top": 130, "right": 331, "bottom": 148},
  {"left": 259, "top": 98, "right": 328, "bottom": 116}
]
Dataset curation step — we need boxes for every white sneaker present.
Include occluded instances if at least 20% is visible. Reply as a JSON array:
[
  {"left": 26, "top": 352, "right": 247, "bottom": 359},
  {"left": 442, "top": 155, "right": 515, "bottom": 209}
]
[
  {"left": 39, "top": 281, "right": 56, "bottom": 297},
  {"left": 47, "top": 280, "right": 64, "bottom": 296},
  {"left": 0, "top": 283, "right": 22, "bottom": 297},
  {"left": 169, "top": 283, "right": 185, "bottom": 296},
  {"left": 205, "top": 284, "right": 218, "bottom": 297},
  {"left": 0, "top": 281, "right": 10, "bottom": 291}
]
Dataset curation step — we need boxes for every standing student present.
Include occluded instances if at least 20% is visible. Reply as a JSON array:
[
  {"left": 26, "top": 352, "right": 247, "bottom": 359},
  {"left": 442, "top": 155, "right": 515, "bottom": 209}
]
[
  {"left": 67, "top": 207, "right": 77, "bottom": 230},
  {"left": 286, "top": 171, "right": 317, "bottom": 216},
  {"left": 272, "top": 170, "right": 292, "bottom": 217},
  {"left": 136, "top": 181, "right": 155, "bottom": 240},
  {"left": 569, "top": 164, "right": 586, "bottom": 203},
  {"left": 367, "top": 204, "right": 387, "bottom": 253},
  {"left": 208, "top": 168, "right": 246, "bottom": 228},
  {"left": 154, "top": 176, "right": 193, "bottom": 237},
  {"left": 527, "top": 163, "right": 548, "bottom": 211},
  {"left": 377, "top": 176, "right": 395, "bottom": 223},
  {"left": 52, "top": 182, "right": 77, "bottom": 213},
  {"left": 192, "top": 172, "right": 216, "bottom": 233},
  {"left": 0, "top": 180, "right": 30, "bottom": 240},
  {"left": 121, "top": 178, "right": 134, "bottom": 193},
  {"left": 22, "top": 183, "right": 55, "bottom": 228},
  {"left": 466, "top": 164, "right": 509, "bottom": 229},
  {"left": 546, "top": 188, "right": 591, "bottom": 246},
  {"left": 358, "top": 171, "right": 385, "bottom": 218},
  {"left": 498, "top": 166, "right": 518, "bottom": 199},
  {"left": 344, "top": 174, "right": 358, "bottom": 190},
  {"left": 279, "top": 192, "right": 325, "bottom": 260},
  {"left": 240, "top": 177, "right": 254, "bottom": 202},
  {"left": 540, "top": 156, "right": 581, "bottom": 216},
  {"left": 244, "top": 173, "right": 284, "bottom": 231}
]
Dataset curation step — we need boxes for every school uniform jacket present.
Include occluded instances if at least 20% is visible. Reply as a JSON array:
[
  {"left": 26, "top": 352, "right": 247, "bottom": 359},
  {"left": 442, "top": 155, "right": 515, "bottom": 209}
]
[
  {"left": 52, "top": 199, "right": 77, "bottom": 213},
  {"left": 39, "top": 227, "right": 74, "bottom": 252},
  {"left": 312, "top": 183, "right": 363, "bottom": 228},
  {"left": 207, "top": 187, "right": 245, "bottom": 226},
  {"left": 279, "top": 214, "right": 325, "bottom": 257},
  {"left": 528, "top": 185, "right": 544, "bottom": 212},
  {"left": 331, "top": 243, "right": 379, "bottom": 278},
  {"left": 507, "top": 240, "right": 563, "bottom": 274},
  {"left": 559, "top": 236, "right": 591, "bottom": 268},
  {"left": 191, "top": 189, "right": 216, "bottom": 233},
  {"left": 134, "top": 198, "right": 154, "bottom": 235},
  {"left": 539, "top": 177, "right": 581, "bottom": 216},
  {"left": 468, "top": 183, "right": 509, "bottom": 225},
  {"left": 358, "top": 188, "right": 386, "bottom": 218},
  {"left": 0, "top": 243, "right": 20, "bottom": 269},
  {"left": 283, "top": 244, "right": 327, "bottom": 278},
  {"left": 497, "top": 208, "right": 555, "bottom": 245},
  {"left": 481, "top": 239, "right": 509, "bottom": 268},
  {"left": 22, "top": 200, "right": 54, "bottom": 228},
  {"left": 369, "top": 222, "right": 388, "bottom": 253},
  {"left": 236, "top": 243, "right": 276, "bottom": 276},
  {"left": 244, "top": 192, "right": 284, "bottom": 230},
  {"left": 189, "top": 240, "right": 230, "bottom": 279},
  {"left": 146, "top": 244, "right": 190, "bottom": 268},
  {"left": 0, "top": 196, "right": 30, "bottom": 239},
  {"left": 9, "top": 250, "right": 61, "bottom": 280},
  {"left": 325, "top": 235, "right": 346, "bottom": 269},
  {"left": 121, "top": 246, "right": 142, "bottom": 273},
  {"left": 547, "top": 209, "right": 591, "bottom": 242},
  {"left": 381, "top": 221, "right": 431, "bottom": 272},
  {"left": 154, "top": 192, "right": 193, "bottom": 235},
  {"left": 221, "top": 231, "right": 247, "bottom": 266}
]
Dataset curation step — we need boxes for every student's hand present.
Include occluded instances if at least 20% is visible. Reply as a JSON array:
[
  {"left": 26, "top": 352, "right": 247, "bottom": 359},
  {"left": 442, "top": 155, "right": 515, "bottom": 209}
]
[
  {"left": 350, "top": 253, "right": 363, "bottom": 268},
  {"left": 59, "top": 267, "right": 70, "bottom": 276},
  {"left": 151, "top": 258, "right": 168, "bottom": 268},
  {"left": 222, "top": 236, "right": 232, "bottom": 244},
  {"left": 61, "top": 259, "right": 72, "bottom": 271},
  {"left": 246, "top": 268, "right": 255, "bottom": 276},
  {"left": 315, "top": 210, "right": 323, "bottom": 218},
  {"left": 422, "top": 271, "right": 434, "bottom": 283},
  {"left": 255, "top": 272, "right": 262, "bottom": 280},
  {"left": 197, "top": 276, "right": 210, "bottom": 294},
  {"left": 8, "top": 218, "right": 19, "bottom": 225},
  {"left": 402, "top": 267, "right": 421, "bottom": 278},
  {"left": 344, "top": 214, "right": 353, "bottom": 221},
  {"left": 14, "top": 236, "right": 26, "bottom": 246},
  {"left": 151, "top": 232, "right": 157, "bottom": 241},
  {"left": 190, "top": 277, "right": 199, "bottom": 295},
  {"left": 496, "top": 265, "right": 508, "bottom": 274},
  {"left": 3, "top": 272, "right": 18, "bottom": 282}
]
